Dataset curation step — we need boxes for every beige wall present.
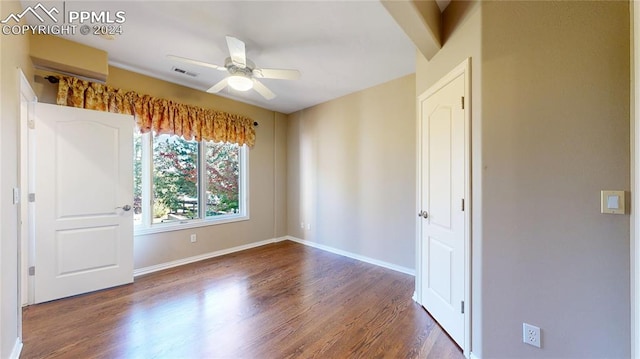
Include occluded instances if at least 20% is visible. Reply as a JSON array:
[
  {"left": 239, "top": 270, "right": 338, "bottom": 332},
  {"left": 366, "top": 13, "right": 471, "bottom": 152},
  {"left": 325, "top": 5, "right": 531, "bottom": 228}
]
[
  {"left": 417, "top": 1, "right": 630, "bottom": 357},
  {"left": 30, "top": 34, "right": 108, "bottom": 81},
  {"left": 0, "top": 1, "right": 32, "bottom": 357},
  {"left": 274, "top": 112, "right": 288, "bottom": 237},
  {"left": 287, "top": 74, "right": 416, "bottom": 270},
  {"left": 416, "top": 0, "right": 482, "bottom": 354},
  {"left": 480, "top": 2, "right": 630, "bottom": 357}
]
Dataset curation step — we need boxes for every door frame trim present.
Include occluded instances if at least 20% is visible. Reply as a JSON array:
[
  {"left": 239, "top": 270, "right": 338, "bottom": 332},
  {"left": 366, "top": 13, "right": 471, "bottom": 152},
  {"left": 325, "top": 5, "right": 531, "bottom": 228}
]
[
  {"left": 415, "top": 57, "right": 471, "bottom": 356},
  {"left": 18, "top": 69, "right": 36, "bottom": 307},
  {"left": 17, "top": 68, "right": 36, "bottom": 355}
]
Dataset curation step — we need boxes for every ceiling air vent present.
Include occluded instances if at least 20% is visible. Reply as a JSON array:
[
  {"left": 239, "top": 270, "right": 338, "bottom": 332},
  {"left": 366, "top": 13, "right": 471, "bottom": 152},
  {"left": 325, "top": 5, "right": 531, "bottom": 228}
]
[{"left": 172, "top": 67, "right": 198, "bottom": 77}]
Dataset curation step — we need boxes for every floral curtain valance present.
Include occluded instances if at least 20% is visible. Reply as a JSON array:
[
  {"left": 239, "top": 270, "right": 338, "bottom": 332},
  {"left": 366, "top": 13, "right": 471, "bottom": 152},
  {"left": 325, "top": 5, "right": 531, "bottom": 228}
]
[{"left": 55, "top": 76, "right": 256, "bottom": 147}]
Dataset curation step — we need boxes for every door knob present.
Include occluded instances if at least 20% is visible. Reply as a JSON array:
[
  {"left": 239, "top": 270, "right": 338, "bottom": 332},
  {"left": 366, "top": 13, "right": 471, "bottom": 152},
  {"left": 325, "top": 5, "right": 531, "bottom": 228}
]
[
  {"left": 116, "top": 205, "right": 132, "bottom": 211},
  {"left": 418, "top": 211, "right": 429, "bottom": 219}
]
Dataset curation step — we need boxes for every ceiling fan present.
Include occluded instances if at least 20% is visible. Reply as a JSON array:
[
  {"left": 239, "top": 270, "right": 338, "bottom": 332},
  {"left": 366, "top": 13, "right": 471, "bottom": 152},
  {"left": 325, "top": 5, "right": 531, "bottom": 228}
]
[{"left": 167, "top": 36, "right": 301, "bottom": 100}]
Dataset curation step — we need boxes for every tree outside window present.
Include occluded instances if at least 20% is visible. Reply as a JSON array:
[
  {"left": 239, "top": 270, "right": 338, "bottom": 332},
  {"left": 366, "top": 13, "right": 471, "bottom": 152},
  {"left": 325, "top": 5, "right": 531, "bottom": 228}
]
[{"left": 134, "top": 131, "right": 244, "bottom": 229}]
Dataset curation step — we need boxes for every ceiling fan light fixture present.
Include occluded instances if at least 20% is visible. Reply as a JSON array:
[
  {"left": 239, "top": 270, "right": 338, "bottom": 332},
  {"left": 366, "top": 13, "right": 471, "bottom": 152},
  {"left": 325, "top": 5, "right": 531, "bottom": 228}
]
[{"left": 228, "top": 75, "right": 253, "bottom": 91}]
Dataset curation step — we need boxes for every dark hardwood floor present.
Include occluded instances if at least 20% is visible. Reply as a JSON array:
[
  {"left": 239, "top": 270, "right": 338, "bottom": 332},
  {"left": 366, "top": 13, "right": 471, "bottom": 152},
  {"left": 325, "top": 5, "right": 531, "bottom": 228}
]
[{"left": 22, "top": 240, "right": 464, "bottom": 359}]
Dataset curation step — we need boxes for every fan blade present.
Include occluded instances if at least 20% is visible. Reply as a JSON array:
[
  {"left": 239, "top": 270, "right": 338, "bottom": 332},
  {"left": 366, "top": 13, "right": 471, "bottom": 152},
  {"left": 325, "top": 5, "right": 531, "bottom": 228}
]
[
  {"left": 167, "top": 55, "right": 226, "bottom": 71},
  {"left": 206, "top": 78, "right": 229, "bottom": 93},
  {"left": 226, "top": 36, "right": 247, "bottom": 68},
  {"left": 252, "top": 79, "right": 276, "bottom": 100},
  {"left": 254, "top": 68, "right": 301, "bottom": 80}
]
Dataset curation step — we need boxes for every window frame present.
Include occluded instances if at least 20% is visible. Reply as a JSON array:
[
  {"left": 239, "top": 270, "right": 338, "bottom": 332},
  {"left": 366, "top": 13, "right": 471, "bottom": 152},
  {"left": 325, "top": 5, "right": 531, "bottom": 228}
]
[{"left": 134, "top": 131, "right": 249, "bottom": 235}]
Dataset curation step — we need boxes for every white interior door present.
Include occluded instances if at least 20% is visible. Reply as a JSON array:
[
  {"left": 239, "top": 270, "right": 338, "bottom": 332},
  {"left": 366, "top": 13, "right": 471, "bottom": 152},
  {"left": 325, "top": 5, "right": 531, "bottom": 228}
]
[
  {"left": 34, "top": 103, "right": 134, "bottom": 304},
  {"left": 417, "top": 63, "right": 468, "bottom": 348}
]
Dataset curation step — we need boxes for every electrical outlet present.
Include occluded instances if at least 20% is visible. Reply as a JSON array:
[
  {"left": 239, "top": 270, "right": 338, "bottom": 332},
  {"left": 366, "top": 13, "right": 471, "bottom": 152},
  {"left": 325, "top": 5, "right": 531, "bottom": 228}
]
[
  {"left": 306, "top": 223, "right": 311, "bottom": 230},
  {"left": 523, "top": 323, "right": 541, "bottom": 348},
  {"left": 190, "top": 234, "right": 197, "bottom": 243}
]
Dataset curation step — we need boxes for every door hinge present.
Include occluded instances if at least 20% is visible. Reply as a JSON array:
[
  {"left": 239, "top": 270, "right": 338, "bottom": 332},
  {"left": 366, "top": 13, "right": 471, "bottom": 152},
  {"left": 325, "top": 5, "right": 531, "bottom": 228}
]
[
  {"left": 28, "top": 120, "right": 35, "bottom": 129},
  {"left": 461, "top": 301, "right": 465, "bottom": 314},
  {"left": 28, "top": 266, "right": 35, "bottom": 276},
  {"left": 28, "top": 193, "right": 35, "bottom": 202},
  {"left": 461, "top": 198, "right": 465, "bottom": 211},
  {"left": 461, "top": 96, "right": 465, "bottom": 110}
]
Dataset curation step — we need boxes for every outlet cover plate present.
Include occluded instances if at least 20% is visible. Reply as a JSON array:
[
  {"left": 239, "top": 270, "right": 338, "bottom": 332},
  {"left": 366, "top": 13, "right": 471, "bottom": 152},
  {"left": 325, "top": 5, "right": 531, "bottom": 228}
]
[{"left": 523, "top": 323, "right": 541, "bottom": 348}]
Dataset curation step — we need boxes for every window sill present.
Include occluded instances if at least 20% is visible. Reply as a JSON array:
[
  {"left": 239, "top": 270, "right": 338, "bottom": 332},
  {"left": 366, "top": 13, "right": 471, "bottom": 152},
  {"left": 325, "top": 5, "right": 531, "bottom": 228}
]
[{"left": 134, "top": 214, "right": 249, "bottom": 236}]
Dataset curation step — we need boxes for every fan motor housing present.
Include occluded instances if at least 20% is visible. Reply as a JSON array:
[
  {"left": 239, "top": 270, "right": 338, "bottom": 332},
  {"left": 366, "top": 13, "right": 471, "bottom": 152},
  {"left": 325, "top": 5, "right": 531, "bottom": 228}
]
[{"left": 225, "top": 57, "right": 255, "bottom": 76}]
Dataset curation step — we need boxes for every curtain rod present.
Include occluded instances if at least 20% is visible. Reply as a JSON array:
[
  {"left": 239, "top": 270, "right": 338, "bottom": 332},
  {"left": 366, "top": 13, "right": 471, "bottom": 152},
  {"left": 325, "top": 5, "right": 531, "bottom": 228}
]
[{"left": 44, "top": 76, "right": 59, "bottom": 84}]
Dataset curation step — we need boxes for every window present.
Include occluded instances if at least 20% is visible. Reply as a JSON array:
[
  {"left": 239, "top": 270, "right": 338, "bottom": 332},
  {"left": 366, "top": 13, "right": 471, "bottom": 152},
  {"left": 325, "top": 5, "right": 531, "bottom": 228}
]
[{"left": 134, "top": 130, "right": 247, "bottom": 233}]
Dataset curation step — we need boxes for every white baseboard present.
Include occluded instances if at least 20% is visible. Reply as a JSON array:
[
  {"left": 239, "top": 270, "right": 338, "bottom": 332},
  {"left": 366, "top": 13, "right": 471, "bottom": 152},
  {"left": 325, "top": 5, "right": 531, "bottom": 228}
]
[
  {"left": 133, "top": 235, "right": 415, "bottom": 278},
  {"left": 10, "top": 338, "right": 23, "bottom": 359},
  {"left": 273, "top": 236, "right": 289, "bottom": 243},
  {"left": 469, "top": 352, "right": 481, "bottom": 359},
  {"left": 284, "top": 236, "right": 415, "bottom": 276},
  {"left": 134, "top": 237, "right": 281, "bottom": 277}
]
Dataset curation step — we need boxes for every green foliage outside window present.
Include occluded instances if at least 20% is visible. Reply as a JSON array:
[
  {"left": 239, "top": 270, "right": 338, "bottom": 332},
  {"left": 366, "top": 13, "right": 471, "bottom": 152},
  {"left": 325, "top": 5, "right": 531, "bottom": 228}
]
[
  {"left": 153, "top": 135, "right": 199, "bottom": 220},
  {"left": 133, "top": 132, "right": 241, "bottom": 226}
]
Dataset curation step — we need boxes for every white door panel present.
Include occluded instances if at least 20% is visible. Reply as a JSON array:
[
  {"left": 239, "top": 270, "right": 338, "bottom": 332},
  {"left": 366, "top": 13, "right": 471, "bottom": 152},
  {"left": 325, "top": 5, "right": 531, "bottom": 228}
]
[
  {"left": 34, "top": 103, "right": 134, "bottom": 303},
  {"left": 418, "top": 70, "right": 467, "bottom": 347},
  {"left": 428, "top": 236, "right": 453, "bottom": 303}
]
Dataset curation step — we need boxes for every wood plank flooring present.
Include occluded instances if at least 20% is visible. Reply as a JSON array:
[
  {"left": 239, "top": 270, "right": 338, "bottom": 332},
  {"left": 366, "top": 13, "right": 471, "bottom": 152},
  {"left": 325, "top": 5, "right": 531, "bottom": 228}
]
[{"left": 22, "top": 240, "right": 464, "bottom": 359}]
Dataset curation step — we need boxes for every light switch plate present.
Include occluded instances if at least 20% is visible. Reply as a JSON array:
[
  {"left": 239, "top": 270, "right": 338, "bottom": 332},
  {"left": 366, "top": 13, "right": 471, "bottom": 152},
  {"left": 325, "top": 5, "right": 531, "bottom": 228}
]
[{"left": 601, "top": 190, "right": 625, "bottom": 214}]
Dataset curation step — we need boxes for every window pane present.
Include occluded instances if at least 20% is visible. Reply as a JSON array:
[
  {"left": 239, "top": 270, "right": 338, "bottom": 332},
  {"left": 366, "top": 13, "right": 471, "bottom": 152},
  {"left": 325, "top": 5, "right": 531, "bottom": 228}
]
[
  {"left": 133, "top": 130, "right": 143, "bottom": 225},
  {"left": 153, "top": 134, "right": 199, "bottom": 223},
  {"left": 205, "top": 142, "right": 240, "bottom": 217}
]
